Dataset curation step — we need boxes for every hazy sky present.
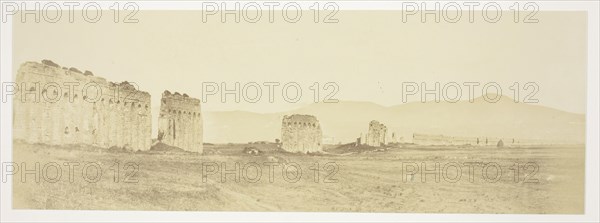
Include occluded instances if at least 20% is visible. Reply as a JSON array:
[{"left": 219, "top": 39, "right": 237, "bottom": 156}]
[{"left": 13, "top": 10, "right": 587, "bottom": 114}]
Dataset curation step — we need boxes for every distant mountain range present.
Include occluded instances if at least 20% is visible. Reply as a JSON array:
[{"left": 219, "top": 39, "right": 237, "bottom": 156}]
[{"left": 203, "top": 95, "right": 586, "bottom": 144}]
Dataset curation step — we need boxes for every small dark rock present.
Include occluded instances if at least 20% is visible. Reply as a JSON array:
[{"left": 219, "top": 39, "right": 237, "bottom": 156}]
[{"left": 243, "top": 147, "right": 261, "bottom": 155}]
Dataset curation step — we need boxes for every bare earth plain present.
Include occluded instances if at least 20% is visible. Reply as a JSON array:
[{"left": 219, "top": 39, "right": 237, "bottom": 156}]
[{"left": 12, "top": 141, "right": 584, "bottom": 214}]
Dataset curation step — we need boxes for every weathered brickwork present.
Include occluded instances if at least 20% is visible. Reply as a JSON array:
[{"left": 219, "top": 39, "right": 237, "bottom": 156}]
[
  {"left": 281, "top": 114, "right": 322, "bottom": 153},
  {"left": 13, "top": 60, "right": 152, "bottom": 151},
  {"left": 365, "top": 120, "right": 387, "bottom": 147},
  {"left": 157, "top": 90, "right": 203, "bottom": 153}
]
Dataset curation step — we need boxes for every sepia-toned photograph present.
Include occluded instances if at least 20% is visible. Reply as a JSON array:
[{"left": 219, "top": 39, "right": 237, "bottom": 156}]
[{"left": 1, "top": 1, "right": 599, "bottom": 222}]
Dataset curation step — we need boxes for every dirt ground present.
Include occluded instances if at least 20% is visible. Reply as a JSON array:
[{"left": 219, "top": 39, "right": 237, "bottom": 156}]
[{"left": 11, "top": 141, "right": 584, "bottom": 214}]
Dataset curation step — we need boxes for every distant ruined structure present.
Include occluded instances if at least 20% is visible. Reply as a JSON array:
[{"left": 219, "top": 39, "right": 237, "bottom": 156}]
[
  {"left": 157, "top": 90, "right": 203, "bottom": 153},
  {"left": 412, "top": 133, "right": 561, "bottom": 146},
  {"left": 13, "top": 60, "right": 152, "bottom": 151},
  {"left": 497, "top": 139, "right": 504, "bottom": 147},
  {"left": 391, "top": 132, "right": 398, "bottom": 144},
  {"left": 412, "top": 133, "right": 479, "bottom": 146},
  {"left": 280, "top": 114, "right": 323, "bottom": 153},
  {"left": 365, "top": 120, "right": 387, "bottom": 147}
]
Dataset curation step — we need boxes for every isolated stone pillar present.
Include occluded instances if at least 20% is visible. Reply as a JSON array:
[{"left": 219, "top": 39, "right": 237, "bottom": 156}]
[
  {"left": 157, "top": 91, "right": 203, "bottom": 153},
  {"left": 366, "top": 120, "right": 387, "bottom": 147},
  {"left": 280, "top": 114, "right": 323, "bottom": 153}
]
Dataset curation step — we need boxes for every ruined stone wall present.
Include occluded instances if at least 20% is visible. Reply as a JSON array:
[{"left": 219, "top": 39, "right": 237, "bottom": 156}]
[
  {"left": 365, "top": 120, "right": 387, "bottom": 147},
  {"left": 281, "top": 114, "right": 322, "bottom": 153},
  {"left": 157, "top": 91, "right": 203, "bottom": 153},
  {"left": 13, "top": 61, "right": 152, "bottom": 151}
]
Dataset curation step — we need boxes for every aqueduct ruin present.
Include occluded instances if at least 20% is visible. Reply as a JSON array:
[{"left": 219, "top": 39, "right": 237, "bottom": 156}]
[
  {"left": 13, "top": 60, "right": 153, "bottom": 151},
  {"left": 280, "top": 114, "right": 323, "bottom": 153},
  {"left": 157, "top": 90, "right": 203, "bottom": 153},
  {"left": 364, "top": 120, "right": 387, "bottom": 147}
]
